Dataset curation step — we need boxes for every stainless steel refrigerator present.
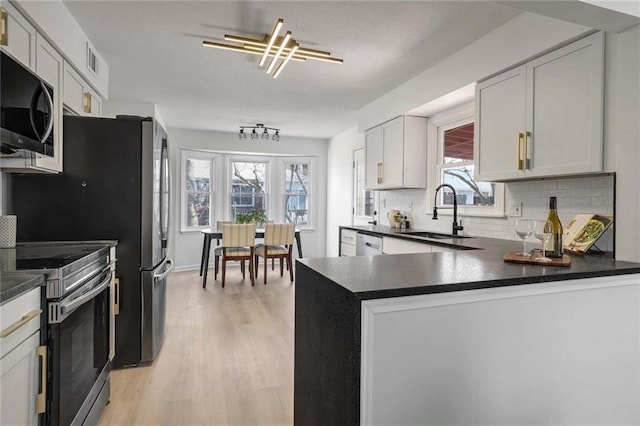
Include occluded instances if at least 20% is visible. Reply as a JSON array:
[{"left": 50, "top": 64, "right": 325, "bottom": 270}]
[{"left": 12, "top": 115, "right": 172, "bottom": 368}]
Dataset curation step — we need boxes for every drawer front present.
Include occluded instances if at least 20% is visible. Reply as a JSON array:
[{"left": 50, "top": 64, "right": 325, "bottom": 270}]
[
  {"left": 430, "top": 245, "right": 456, "bottom": 253},
  {"left": 341, "top": 242, "right": 356, "bottom": 257},
  {"left": 0, "top": 287, "right": 41, "bottom": 358},
  {"left": 341, "top": 229, "right": 357, "bottom": 244}
]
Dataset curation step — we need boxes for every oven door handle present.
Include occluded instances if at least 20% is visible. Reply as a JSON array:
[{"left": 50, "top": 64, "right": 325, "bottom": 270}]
[
  {"left": 60, "top": 274, "right": 110, "bottom": 316},
  {"left": 154, "top": 258, "right": 173, "bottom": 283}
]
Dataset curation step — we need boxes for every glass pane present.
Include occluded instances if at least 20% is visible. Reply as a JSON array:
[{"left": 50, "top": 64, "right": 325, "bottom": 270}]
[
  {"left": 186, "top": 193, "right": 210, "bottom": 226},
  {"left": 230, "top": 161, "right": 267, "bottom": 222},
  {"left": 186, "top": 159, "right": 210, "bottom": 191},
  {"left": 440, "top": 165, "right": 495, "bottom": 207},
  {"left": 285, "top": 195, "right": 308, "bottom": 225},
  {"left": 355, "top": 157, "right": 373, "bottom": 216},
  {"left": 284, "top": 163, "right": 309, "bottom": 194},
  {"left": 443, "top": 122, "right": 474, "bottom": 164}
]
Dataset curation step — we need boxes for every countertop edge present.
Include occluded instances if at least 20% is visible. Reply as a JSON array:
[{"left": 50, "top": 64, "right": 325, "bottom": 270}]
[{"left": 0, "top": 272, "right": 45, "bottom": 306}]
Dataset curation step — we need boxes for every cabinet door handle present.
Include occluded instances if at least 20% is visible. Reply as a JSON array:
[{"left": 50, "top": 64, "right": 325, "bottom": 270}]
[
  {"left": 0, "top": 8, "right": 7, "bottom": 46},
  {"left": 517, "top": 132, "right": 524, "bottom": 170},
  {"left": 83, "top": 92, "right": 92, "bottom": 114},
  {"left": 36, "top": 345, "right": 47, "bottom": 414},
  {"left": 525, "top": 131, "right": 531, "bottom": 169},
  {"left": 0, "top": 309, "right": 42, "bottom": 338},
  {"left": 377, "top": 162, "right": 384, "bottom": 184},
  {"left": 114, "top": 277, "right": 120, "bottom": 315}
]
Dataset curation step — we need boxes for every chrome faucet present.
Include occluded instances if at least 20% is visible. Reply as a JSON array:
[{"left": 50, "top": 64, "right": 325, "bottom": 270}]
[{"left": 432, "top": 184, "right": 464, "bottom": 236}]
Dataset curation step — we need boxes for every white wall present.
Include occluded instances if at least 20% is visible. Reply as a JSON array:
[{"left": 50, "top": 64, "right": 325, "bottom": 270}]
[
  {"left": 167, "top": 128, "right": 328, "bottom": 270},
  {"left": 325, "top": 127, "right": 365, "bottom": 257}
]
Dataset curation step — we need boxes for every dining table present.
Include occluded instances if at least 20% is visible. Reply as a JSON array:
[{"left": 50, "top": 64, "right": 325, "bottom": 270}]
[{"left": 199, "top": 227, "right": 303, "bottom": 285}]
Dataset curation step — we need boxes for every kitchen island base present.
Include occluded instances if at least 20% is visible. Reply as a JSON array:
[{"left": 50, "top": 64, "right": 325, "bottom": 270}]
[{"left": 294, "top": 259, "right": 640, "bottom": 425}]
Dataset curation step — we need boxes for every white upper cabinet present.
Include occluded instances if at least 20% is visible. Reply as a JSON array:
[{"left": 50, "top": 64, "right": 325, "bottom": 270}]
[
  {"left": 33, "top": 33, "right": 63, "bottom": 172},
  {"left": 365, "top": 116, "right": 427, "bottom": 190},
  {"left": 0, "top": 1, "right": 35, "bottom": 69},
  {"left": 63, "top": 60, "right": 102, "bottom": 117},
  {"left": 475, "top": 32, "right": 604, "bottom": 182}
]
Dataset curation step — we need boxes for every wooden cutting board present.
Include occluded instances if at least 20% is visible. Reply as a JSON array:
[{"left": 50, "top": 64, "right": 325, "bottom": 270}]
[{"left": 503, "top": 252, "right": 571, "bottom": 267}]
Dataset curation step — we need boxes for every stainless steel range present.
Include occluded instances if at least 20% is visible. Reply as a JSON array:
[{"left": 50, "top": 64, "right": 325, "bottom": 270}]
[{"left": 2, "top": 242, "right": 115, "bottom": 426}]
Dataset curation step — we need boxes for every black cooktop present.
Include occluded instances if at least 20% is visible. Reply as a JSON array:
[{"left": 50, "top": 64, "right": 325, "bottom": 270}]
[{"left": 0, "top": 243, "right": 109, "bottom": 272}]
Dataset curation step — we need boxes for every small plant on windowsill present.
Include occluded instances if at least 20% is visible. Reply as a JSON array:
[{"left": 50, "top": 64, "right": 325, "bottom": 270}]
[{"left": 236, "top": 210, "right": 268, "bottom": 227}]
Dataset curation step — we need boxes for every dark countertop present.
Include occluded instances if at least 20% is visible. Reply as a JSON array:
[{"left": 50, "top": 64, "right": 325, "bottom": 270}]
[
  {"left": 300, "top": 225, "right": 640, "bottom": 300},
  {"left": 0, "top": 272, "right": 44, "bottom": 305}
]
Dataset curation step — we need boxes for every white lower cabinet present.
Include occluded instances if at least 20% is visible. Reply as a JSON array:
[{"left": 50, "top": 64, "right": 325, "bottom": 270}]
[
  {"left": 382, "top": 237, "right": 432, "bottom": 254},
  {"left": 340, "top": 229, "right": 357, "bottom": 256},
  {"left": 1, "top": 332, "right": 40, "bottom": 425},
  {"left": 0, "top": 287, "right": 44, "bottom": 426},
  {"left": 360, "top": 275, "right": 640, "bottom": 424}
]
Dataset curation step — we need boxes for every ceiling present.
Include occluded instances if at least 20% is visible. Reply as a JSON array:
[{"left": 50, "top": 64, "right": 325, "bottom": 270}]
[{"left": 62, "top": 1, "right": 523, "bottom": 139}]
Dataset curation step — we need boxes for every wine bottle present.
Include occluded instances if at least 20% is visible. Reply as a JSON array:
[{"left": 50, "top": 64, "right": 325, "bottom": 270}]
[{"left": 546, "top": 196, "right": 563, "bottom": 258}]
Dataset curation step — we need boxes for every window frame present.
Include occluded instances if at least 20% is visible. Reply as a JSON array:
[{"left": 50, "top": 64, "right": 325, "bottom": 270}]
[
  {"left": 280, "top": 157, "right": 314, "bottom": 229},
  {"left": 428, "top": 101, "right": 505, "bottom": 218},
  {"left": 225, "top": 155, "right": 272, "bottom": 222},
  {"left": 180, "top": 149, "right": 217, "bottom": 232}
]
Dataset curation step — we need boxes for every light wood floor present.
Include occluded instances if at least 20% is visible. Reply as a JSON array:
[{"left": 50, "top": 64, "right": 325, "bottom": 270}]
[{"left": 98, "top": 263, "right": 295, "bottom": 425}]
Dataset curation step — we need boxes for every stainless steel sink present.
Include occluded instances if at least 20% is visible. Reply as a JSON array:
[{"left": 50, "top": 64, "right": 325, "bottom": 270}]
[{"left": 403, "top": 231, "right": 473, "bottom": 239}]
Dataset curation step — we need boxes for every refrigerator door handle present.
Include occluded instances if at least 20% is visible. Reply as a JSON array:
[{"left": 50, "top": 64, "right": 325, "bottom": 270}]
[
  {"left": 153, "top": 258, "right": 173, "bottom": 282},
  {"left": 160, "top": 138, "right": 170, "bottom": 247}
]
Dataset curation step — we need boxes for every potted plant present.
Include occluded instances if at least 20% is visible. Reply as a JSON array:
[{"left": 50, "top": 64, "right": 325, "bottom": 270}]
[
  {"left": 392, "top": 211, "right": 403, "bottom": 228},
  {"left": 236, "top": 210, "right": 268, "bottom": 227}
]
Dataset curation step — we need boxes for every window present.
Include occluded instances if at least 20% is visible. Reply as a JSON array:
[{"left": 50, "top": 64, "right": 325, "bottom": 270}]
[
  {"left": 353, "top": 148, "right": 374, "bottom": 224},
  {"left": 181, "top": 150, "right": 216, "bottom": 231},
  {"left": 430, "top": 102, "right": 504, "bottom": 217},
  {"left": 229, "top": 160, "right": 268, "bottom": 222},
  {"left": 181, "top": 151, "right": 316, "bottom": 232},
  {"left": 283, "top": 160, "right": 310, "bottom": 226}
]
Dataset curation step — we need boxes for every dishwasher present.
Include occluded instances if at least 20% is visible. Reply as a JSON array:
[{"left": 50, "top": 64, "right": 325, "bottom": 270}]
[{"left": 356, "top": 232, "right": 383, "bottom": 256}]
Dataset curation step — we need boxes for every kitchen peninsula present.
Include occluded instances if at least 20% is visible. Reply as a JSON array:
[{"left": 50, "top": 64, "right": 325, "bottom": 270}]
[{"left": 294, "top": 227, "right": 640, "bottom": 425}]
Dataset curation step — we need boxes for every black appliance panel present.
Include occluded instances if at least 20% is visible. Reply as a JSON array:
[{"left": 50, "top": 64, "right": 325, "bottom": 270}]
[
  {"left": 48, "top": 282, "right": 109, "bottom": 426},
  {"left": 13, "top": 116, "right": 144, "bottom": 367}
]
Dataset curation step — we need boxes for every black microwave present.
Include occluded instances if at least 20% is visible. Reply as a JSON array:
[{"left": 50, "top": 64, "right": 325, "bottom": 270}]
[{"left": 1, "top": 51, "right": 55, "bottom": 157}]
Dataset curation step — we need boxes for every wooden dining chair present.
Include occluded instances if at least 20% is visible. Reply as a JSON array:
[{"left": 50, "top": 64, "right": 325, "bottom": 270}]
[
  {"left": 201, "top": 221, "right": 234, "bottom": 287},
  {"left": 212, "top": 223, "right": 256, "bottom": 288},
  {"left": 255, "top": 223, "right": 295, "bottom": 284}
]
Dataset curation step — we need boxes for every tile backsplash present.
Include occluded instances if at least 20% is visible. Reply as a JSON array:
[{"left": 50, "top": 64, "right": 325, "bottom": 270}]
[{"left": 378, "top": 175, "right": 614, "bottom": 250}]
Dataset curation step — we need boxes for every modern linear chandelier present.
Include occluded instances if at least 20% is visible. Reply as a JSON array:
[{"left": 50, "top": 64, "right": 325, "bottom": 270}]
[
  {"left": 239, "top": 124, "right": 280, "bottom": 141},
  {"left": 203, "top": 18, "right": 343, "bottom": 78}
]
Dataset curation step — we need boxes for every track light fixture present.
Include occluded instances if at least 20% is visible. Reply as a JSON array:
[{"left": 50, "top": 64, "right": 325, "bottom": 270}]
[
  {"left": 239, "top": 124, "right": 280, "bottom": 142},
  {"left": 203, "top": 18, "right": 343, "bottom": 78}
]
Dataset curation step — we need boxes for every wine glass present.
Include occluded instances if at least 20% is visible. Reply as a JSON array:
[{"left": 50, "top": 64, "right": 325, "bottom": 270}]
[
  {"left": 533, "top": 220, "right": 553, "bottom": 262},
  {"left": 514, "top": 219, "right": 533, "bottom": 257}
]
